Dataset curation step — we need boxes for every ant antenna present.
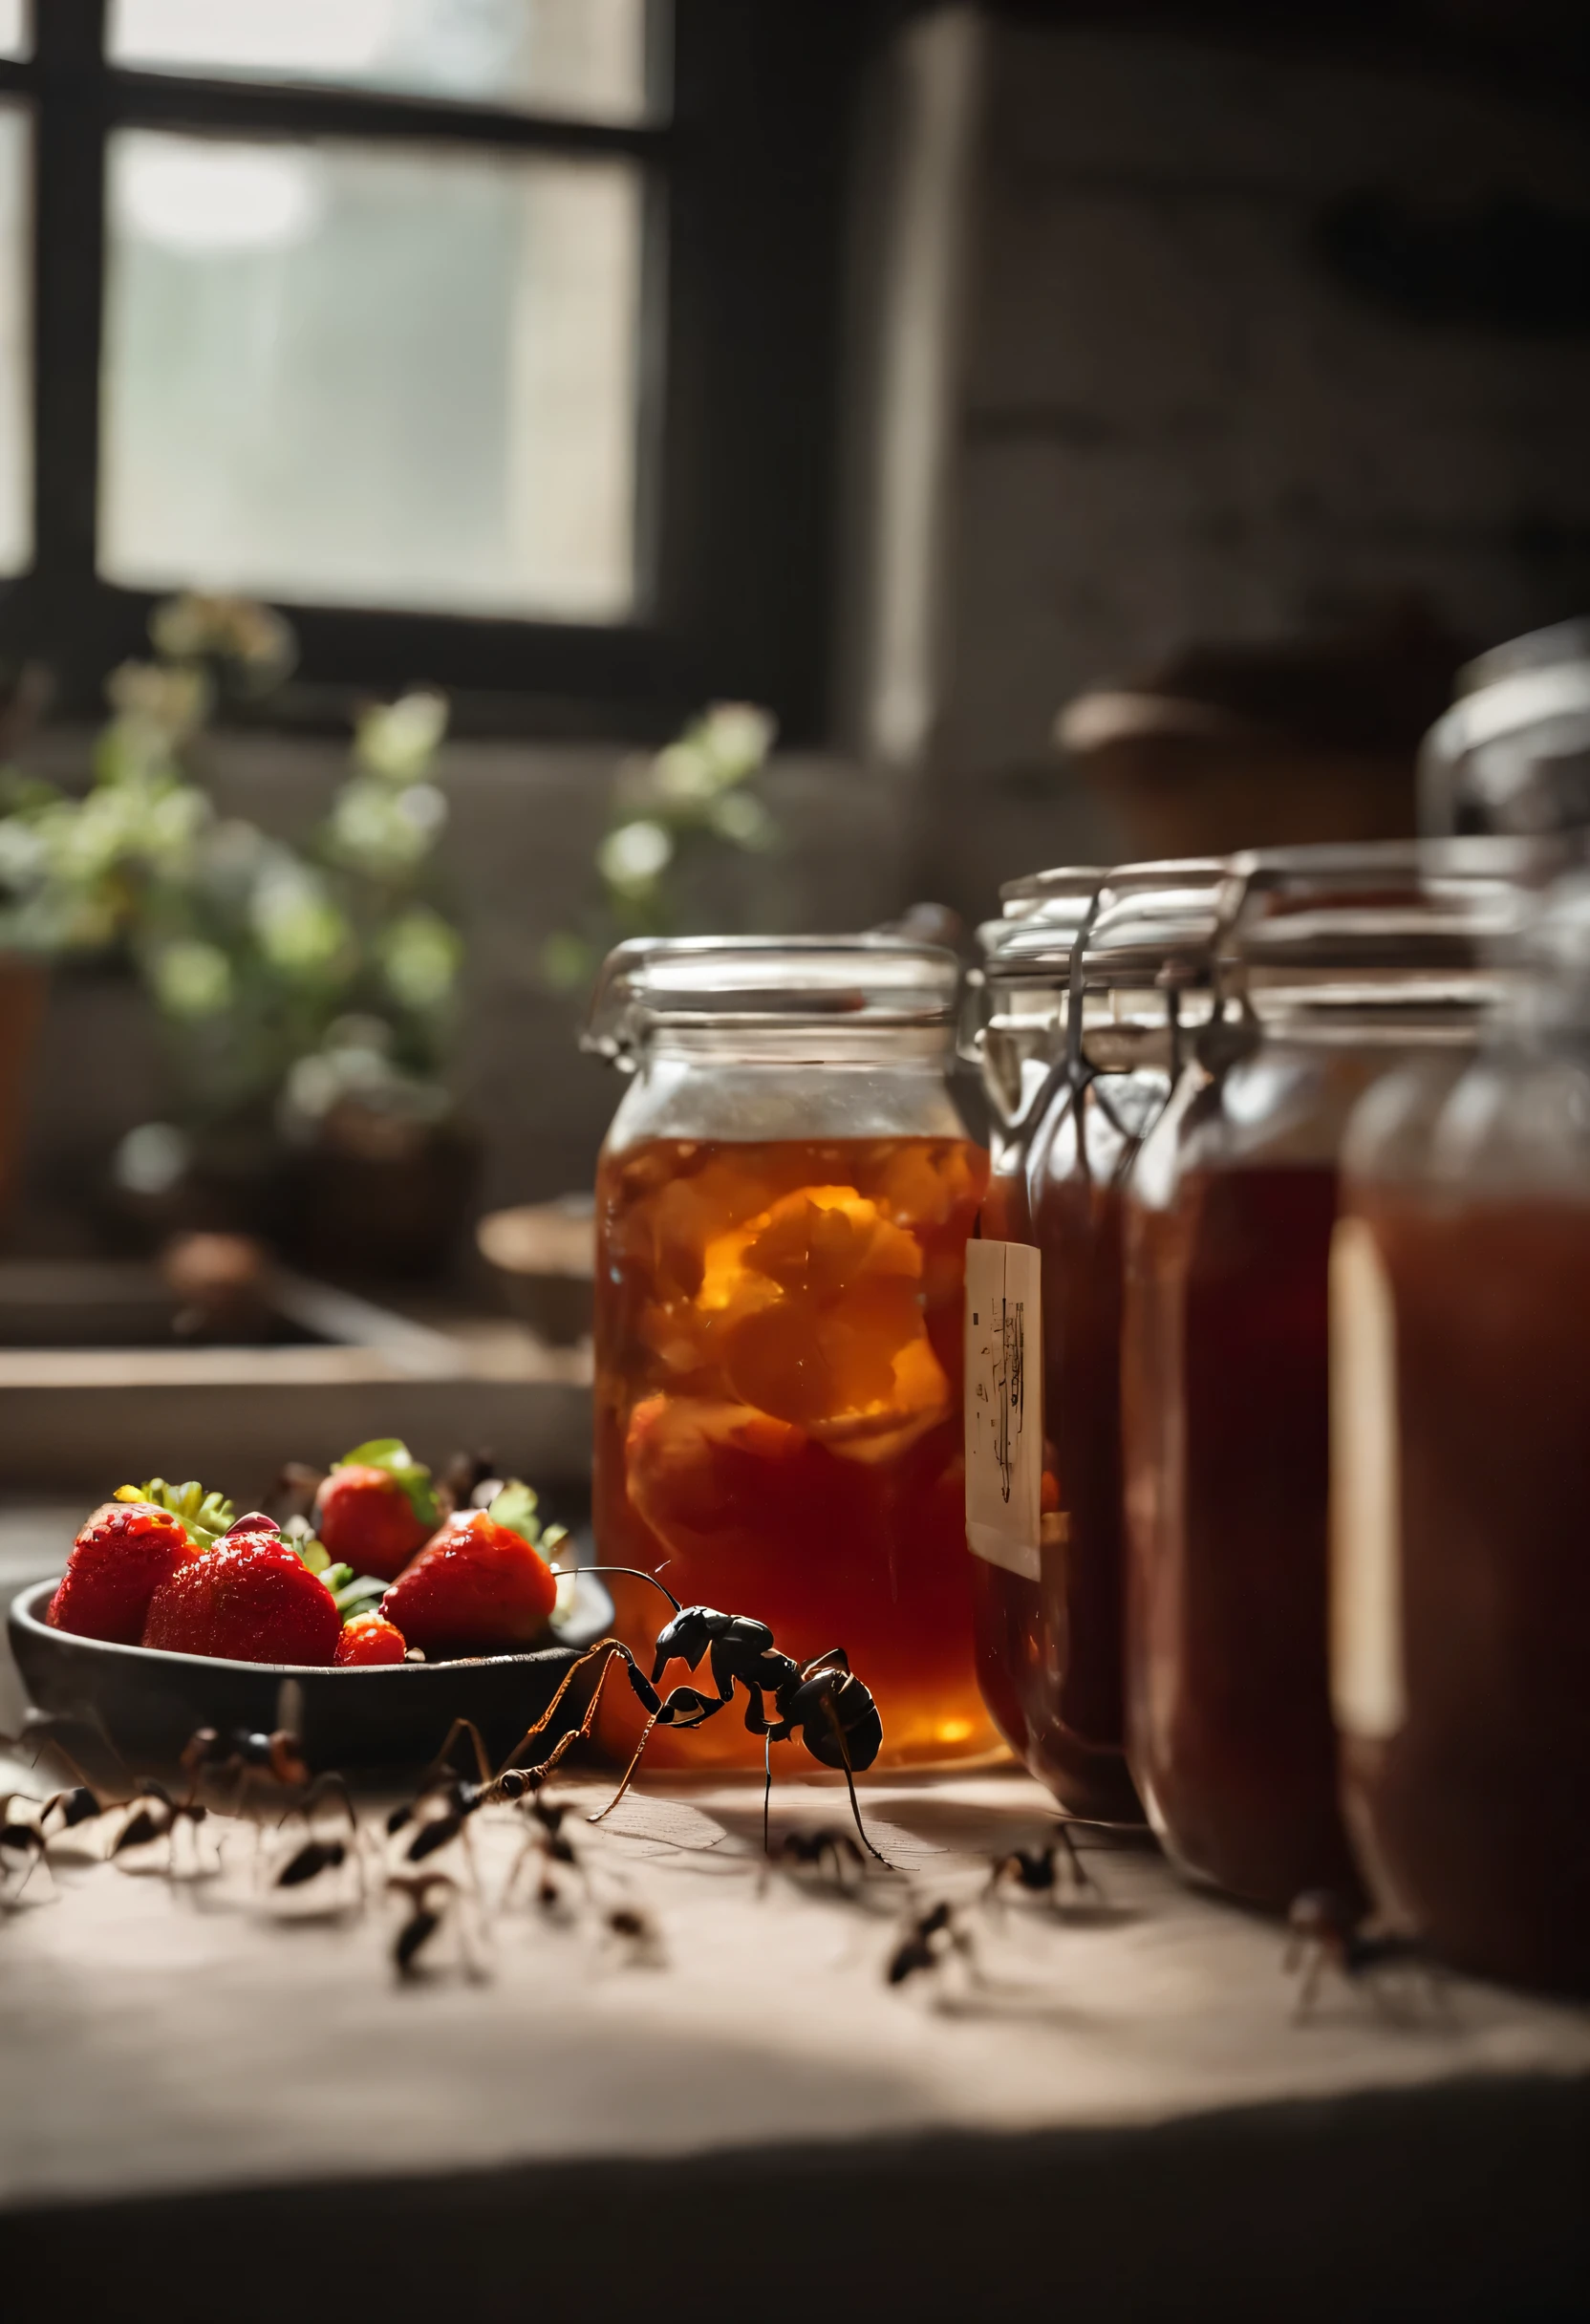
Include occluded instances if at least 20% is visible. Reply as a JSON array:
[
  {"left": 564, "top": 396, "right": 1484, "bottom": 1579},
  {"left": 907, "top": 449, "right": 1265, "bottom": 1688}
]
[{"left": 571, "top": 1565, "right": 683, "bottom": 1615}]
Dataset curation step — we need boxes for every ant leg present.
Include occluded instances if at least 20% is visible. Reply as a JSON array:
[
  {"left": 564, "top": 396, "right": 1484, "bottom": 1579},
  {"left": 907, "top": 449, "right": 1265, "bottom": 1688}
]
[
  {"left": 492, "top": 1640, "right": 633, "bottom": 1780},
  {"left": 586, "top": 1711, "right": 659, "bottom": 1826},
  {"left": 819, "top": 1702, "right": 892, "bottom": 1870},
  {"left": 1054, "top": 1821, "right": 1097, "bottom": 1899},
  {"left": 423, "top": 1718, "right": 494, "bottom": 1790},
  {"left": 510, "top": 1643, "right": 632, "bottom": 1792},
  {"left": 291, "top": 1772, "right": 359, "bottom": 1839},
  {"left": 763, "top": 1730, "right": 772, "bottom": 1857}
]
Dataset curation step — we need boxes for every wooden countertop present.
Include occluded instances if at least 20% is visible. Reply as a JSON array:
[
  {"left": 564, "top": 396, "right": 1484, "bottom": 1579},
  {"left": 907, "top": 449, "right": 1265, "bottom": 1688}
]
[{"left": 2, "top": 1732, "right": 1585, "bottom": 2324}]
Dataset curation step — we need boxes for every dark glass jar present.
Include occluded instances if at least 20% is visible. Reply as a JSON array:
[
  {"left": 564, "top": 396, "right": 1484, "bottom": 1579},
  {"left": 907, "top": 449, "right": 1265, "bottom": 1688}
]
[
  {"left": 1122, "top": 842, "right": 1531, "bottom": 1910},
  {"left": 968, "top": 862, "right": 1223, "bottom": 1820},
  {"left": 585, "top": 936, "right": 998, "bottom": 1772},
  {"left": 1334, "top": 862, "right": 1586, "bottom": 1991}
]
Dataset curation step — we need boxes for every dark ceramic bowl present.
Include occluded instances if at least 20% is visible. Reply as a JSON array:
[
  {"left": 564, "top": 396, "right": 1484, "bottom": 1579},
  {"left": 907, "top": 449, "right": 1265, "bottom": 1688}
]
[{"left": 7, "top": 1575, "right": 615, "bottom": 1775}]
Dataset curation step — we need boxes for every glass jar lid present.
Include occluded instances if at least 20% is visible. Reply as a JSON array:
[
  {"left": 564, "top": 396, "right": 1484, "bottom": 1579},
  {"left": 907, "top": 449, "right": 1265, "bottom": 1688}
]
[
  {"left": 996, "top": 864, "right": 1110, "bottom": 923},
  {"left": 1221, "top": 838, "right": 1551, "bottom": 1024},
  {"left": 582, "top": 935, "right": 960, "bottom": 1066},
  {"left": 1080, "top": 859, "right": 1229, "bottom": 991}
]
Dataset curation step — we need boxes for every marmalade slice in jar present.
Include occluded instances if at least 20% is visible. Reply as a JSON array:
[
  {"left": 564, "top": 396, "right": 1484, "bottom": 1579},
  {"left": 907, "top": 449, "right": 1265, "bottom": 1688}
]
[{"left": 593, "top": 1134, "right": 999, "bottom": 1769}]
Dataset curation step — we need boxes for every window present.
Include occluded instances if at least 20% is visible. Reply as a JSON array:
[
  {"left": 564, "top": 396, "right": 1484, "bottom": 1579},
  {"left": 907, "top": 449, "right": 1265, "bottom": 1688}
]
[{"left": 0, "top": 2, "right": 864, "bottom": 739}]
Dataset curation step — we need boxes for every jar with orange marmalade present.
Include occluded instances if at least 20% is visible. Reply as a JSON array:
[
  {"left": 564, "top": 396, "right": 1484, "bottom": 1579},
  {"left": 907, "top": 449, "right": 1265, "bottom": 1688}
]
[
  {"left": 1333, "top": 862, "right": 1586, "bottom": 1991},
  {"left": 966, "top": 862, "right": 1224, "bottom": 1820},
  {"left": 584, "top": 936, "right": 998, "bottom": 1770},
  {"left": 1122, "top": 841, "right": 1533, "bottom": 1911}
]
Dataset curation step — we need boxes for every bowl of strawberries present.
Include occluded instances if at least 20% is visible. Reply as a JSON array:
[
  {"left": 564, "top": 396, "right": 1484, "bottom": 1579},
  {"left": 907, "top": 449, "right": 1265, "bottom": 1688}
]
[{"left": 7, "top": 1441, "right": 613, "bottom": 1772}]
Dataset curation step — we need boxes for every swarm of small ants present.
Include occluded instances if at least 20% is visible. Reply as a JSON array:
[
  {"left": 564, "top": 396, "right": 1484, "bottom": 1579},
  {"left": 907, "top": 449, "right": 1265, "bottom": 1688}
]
[{"left": 2, "top": 1538, "right": 1433, "bottom": 2017}]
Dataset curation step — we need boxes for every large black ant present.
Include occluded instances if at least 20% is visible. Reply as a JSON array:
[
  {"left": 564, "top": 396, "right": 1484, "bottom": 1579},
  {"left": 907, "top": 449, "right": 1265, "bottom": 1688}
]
[
  {"left": 1285, "top": 1890, "right": 1433, "bottom": 2019},
  {"left": 543, "top": 1567, "right": 889, "bottom": 1863}
]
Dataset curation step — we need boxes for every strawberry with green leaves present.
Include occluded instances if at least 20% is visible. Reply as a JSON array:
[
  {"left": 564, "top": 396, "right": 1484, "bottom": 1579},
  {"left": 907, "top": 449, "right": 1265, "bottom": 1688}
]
[
  {"left": 381, "top": 1483, "right": 564, "bottom": 1656},
  {"left": 143, "top": 1528, "right": 342, "bottom": 1666},
  {"left": 48, "top": 1495, "right": 201, "bottom": 1645},
  {"left": 313, "top": 1440, "right": 438, "bottom": 1582}
]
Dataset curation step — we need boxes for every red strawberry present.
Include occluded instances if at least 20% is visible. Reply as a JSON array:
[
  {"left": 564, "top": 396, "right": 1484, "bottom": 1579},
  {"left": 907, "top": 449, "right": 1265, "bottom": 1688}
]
[
  {"left": 381, "top": 1510, "right": 557, "bottom": 1656},
  {"left": 313, "top": 1466, "right": 430, "bottom": 1582},
  {"left": 143, "top": 1538, "right": 341, "bottom": 1666},
  {"left": 48, "top": 1500, "right": 198, "bottom": 1645},
  {"left": 334, "top": 1612, "right": 407, "bottom": 1668}
]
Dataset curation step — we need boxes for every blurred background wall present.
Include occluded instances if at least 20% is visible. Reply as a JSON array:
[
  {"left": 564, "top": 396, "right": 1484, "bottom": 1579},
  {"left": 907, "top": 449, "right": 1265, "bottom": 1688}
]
[{"left": 9, "top": 0, "right": 1590, "bottom": 1239}]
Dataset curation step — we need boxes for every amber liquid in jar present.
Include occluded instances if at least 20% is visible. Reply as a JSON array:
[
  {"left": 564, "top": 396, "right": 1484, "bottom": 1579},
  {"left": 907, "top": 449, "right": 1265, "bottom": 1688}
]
[
  {"left": 970, "top": 1088, "right": 1145, "bottom": 1822},
  {"left": 593, "top": 1133, "right": 999, "bottom": 1769},
  {"left": 1341, "top": 1194, "right": 1590, "bottom": 1992},
  {"left": 1123, "top": 1163, "right": 1362, "bottom": 1907}
]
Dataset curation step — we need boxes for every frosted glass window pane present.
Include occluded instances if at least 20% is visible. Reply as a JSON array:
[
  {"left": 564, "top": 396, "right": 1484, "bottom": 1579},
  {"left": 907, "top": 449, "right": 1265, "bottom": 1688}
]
[
  {"left": 109, "top": 0, "right": 653, "bottom": 123},
  {"left": 100, "top": 132, "right": 641, "bottom": 621},
  {"left": 0, "top": 107, "right": 29, "bottom": 574},
  {"left": 0, "top": 3, "right": 26, "bottom": 61}
]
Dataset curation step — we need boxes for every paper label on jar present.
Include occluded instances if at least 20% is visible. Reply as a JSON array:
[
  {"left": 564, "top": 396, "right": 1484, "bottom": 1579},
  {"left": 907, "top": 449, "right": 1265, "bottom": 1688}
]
[
  {"left": 964, "top": 1238, "right": 1042, "bottom": 1582},
  {"left": 1329, "top": 1216, "right": 1407, "bottom": 1740}
]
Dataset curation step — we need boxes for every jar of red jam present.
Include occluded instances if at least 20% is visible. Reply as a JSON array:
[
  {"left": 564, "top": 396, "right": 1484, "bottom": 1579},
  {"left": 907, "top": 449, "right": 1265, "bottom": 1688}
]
[
  {"left": 967, "top": 862, "right": 1224, "bottom": 1820},
  {"left": 1333, "top": 860, "right": 1587, "bottom": 1990},
  {"left": 1122, "top": 841, "right": 1532, "bottom": 1910},
  {"left": 584, "top": 936, "right": 998, "bottom": 1770}
]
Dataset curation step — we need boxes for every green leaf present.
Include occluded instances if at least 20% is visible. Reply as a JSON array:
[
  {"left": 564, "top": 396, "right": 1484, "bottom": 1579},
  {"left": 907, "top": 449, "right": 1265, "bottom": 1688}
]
[
  {"left": 335, "top": 1439, "right": 439, "bottom": 1529},
  {"left": 332, "top": 1574, "right": 388, "bottom": 1623},
  {"left": 488, "top": 1483, "right": 568, "bottom": 1571},
  {"left": 123, "top": 1475, "right": 236, "bottom": 1545}
]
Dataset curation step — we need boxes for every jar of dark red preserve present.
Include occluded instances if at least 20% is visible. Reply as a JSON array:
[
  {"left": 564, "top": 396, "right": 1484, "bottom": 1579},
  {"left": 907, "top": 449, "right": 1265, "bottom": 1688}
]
[{"left": 1122, "top": 841, "right": 1531, "bottom": 1909}]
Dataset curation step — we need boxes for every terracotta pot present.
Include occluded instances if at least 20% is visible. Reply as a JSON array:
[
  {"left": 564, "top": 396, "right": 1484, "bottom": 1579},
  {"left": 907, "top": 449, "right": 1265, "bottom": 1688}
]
[{"left": 0, "top": 954, "right": 44, "bottom": 1229}]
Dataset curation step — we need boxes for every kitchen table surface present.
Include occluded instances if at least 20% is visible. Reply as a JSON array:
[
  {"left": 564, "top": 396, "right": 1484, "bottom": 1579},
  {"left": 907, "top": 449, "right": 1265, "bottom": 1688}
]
[{"left": 3, "top": 1510, "right": 1586, "bottom": 2322}]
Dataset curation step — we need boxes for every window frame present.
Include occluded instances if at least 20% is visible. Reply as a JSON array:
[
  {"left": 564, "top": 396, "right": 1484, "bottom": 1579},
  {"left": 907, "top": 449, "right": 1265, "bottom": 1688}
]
[{"left": 0, "top": 0, "right": 864, "bottom": 742}]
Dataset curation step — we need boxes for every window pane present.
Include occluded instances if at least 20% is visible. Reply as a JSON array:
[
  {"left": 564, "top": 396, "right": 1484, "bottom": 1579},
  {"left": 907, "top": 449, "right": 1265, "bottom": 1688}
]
[
  {"left": 100, "top": 132, "right": 642, "bottom": 621},
  {"left": 0, "top": 2, "right": 26, "bottom": 61},
  {"left": 108, "top": 0, "right": 655, "bottom": 124},
  {"left": 0, "top": 105, "right": 28, "bottom": 573}
]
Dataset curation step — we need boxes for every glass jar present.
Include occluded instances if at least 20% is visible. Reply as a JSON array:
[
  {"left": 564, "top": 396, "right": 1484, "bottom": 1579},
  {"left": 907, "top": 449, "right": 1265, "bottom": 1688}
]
[
  {"left": 967, "top": 861, "right": 1224, "bottom": 1820},
  {"left": 1333, "top": 862, "right": 1586, "bottom": 1990},
  {"left": 1419, "top": 618, "right": 1590, "bottom": 838},
  {"left": 1122, "top": 841, "right": 1532, "bottom": 1910},
  {"left": 584, "top": 936, "right": 998, "bottom": 1770}
]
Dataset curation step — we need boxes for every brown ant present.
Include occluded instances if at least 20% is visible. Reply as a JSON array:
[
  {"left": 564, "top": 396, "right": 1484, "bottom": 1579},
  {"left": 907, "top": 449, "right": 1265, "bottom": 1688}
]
[
  {"left": 776, "top": 1826, "right": 869, "bottom": 1895},
  {"left": 603, "top": 1902, "right": 665, "bottom": 1968},
  {"left": 1285, "top": 1890, "right": 1434, "bottom": 2019},
  {"left": 505, "top": 1789, "right": 584, "bottom": 1913},
  {"left": 271, "top": 1783, "right": 366, "bottom": 1905},
  {"left": 887, "top": 1899, "right": 979, "bottom": 1992},
  {"left": 112, "top": 1781, "right": 212, "bottom": 1876},
  {"left": 985, "top": 1831, "right": 1098, "bottom": 1909},
  {"left": 0, "top": 1793, "right": 49, "bottom": 1903},
  {"left": 388, "top": 1872, "right": 483, "bottom": 1980}
]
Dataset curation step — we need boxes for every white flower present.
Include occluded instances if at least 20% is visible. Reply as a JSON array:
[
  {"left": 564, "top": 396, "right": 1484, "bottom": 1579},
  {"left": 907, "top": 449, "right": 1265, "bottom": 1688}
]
[{"left": 598, "top": 819, "right": 674, "bottom": 892}]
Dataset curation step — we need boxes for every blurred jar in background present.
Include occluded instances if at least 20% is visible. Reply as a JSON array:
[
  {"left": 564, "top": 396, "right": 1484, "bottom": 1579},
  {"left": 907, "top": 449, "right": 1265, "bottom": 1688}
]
[
  {"left": 1333, "top": 866, "right": 1588, "bottom": 1992},
  {"left": 585, "top": 936, "right": 997, "bottom": 1771},
  {"left": 1122, "top": 842, "right": 1534, "bottom": 1911},
  {"left": 1420, "top": 617, "right": 1590, "bottom": 839},
  {"left": 967, "top": 861, "right": 1223, "bottom": 1822}
]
